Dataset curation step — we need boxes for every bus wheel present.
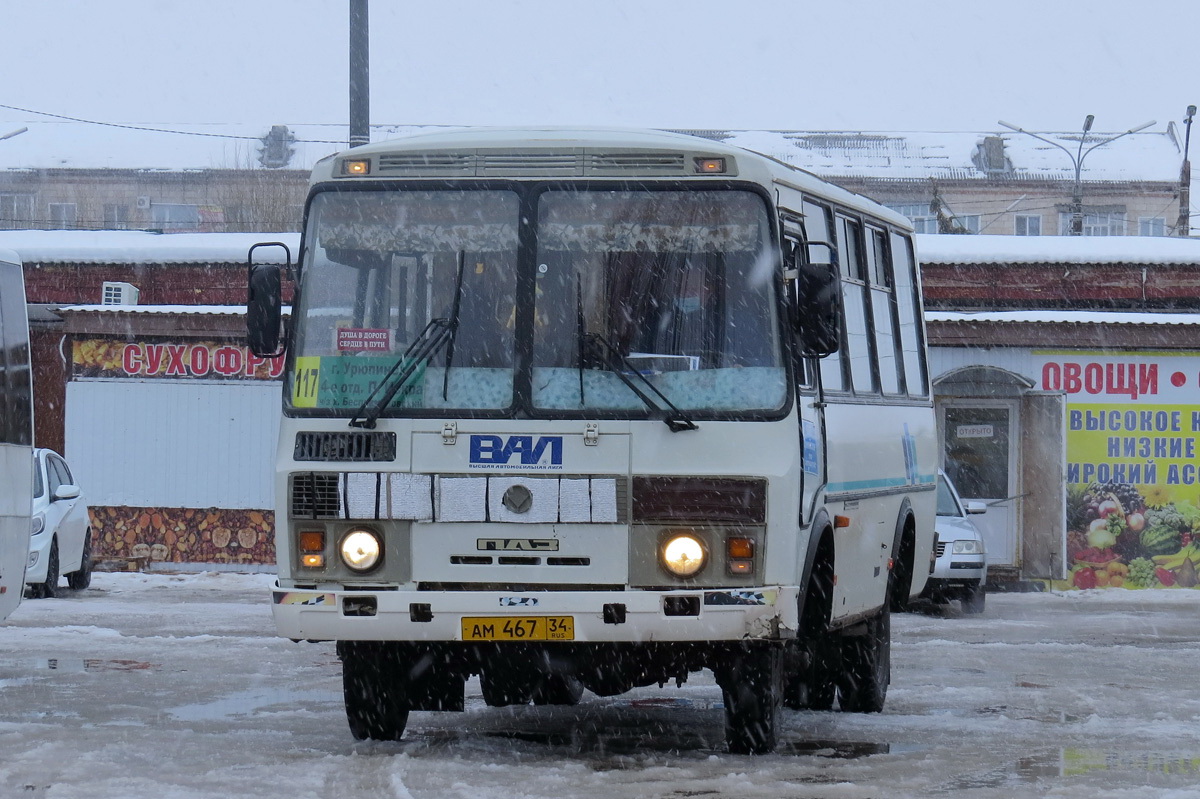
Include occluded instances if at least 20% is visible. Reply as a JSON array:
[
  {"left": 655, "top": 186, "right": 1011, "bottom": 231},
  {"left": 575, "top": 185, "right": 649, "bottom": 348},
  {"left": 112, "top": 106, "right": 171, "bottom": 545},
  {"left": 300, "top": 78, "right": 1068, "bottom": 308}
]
[
  {"left": 532, "top": 674, "right": 584, "bottom": 705},
  {"left": 67, "top": 529, "right": 93, "bottom": 591},
  {"left": 837, "top": 609, "right": 891, "bottom": 713},
  {"left": 480, "top": 670, "right": 536, "bottom": 707},
  {"left": 716, "top": 645, "right": 783, "bottom": 755},
  {"left": 338, "top": 641, "right": 410, "bottom": 741}
]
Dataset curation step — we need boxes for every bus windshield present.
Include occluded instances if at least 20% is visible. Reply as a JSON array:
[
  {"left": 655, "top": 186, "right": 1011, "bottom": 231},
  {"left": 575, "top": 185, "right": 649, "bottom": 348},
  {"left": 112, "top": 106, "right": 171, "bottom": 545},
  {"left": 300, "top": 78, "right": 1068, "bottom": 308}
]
[{"left": 289, "top": 187, "right": 786, "bottom": 417}]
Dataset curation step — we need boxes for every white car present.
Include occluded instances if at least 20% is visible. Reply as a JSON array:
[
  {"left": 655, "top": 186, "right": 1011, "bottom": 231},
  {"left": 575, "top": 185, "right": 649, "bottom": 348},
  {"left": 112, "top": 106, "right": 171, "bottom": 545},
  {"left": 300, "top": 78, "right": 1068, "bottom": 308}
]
[
  {"left": 923, "top": 471, "right": 988, "bottom": 613},
  {"left": 27, "top": 448, "right": 92, "bottom": 598}
]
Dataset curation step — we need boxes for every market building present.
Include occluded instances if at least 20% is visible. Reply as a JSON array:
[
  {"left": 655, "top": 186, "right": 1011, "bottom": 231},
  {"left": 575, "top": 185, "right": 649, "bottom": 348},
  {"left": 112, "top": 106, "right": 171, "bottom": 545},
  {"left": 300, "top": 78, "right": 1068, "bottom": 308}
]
[{"left": 920, "top": 234, "right": 1200, "bottom": 588}]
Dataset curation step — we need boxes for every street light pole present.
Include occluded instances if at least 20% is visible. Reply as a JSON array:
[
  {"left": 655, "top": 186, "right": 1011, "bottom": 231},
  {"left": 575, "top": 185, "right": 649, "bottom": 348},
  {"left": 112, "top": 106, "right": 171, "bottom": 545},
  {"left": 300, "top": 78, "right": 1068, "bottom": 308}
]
[
  {"left": 1177, "top": 105, "right": 1196, "bottom": 237},
  {"left": 998, "top": 117, "right": 1156, "bottom": 235}
]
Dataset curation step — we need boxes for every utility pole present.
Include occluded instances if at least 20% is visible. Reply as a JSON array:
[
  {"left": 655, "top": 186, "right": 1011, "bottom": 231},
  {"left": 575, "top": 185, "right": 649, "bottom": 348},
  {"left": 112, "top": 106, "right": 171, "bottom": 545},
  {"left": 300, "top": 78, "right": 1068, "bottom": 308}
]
[
  {"left": 1177, "top": 105, "right": 1195, "bottom": 237},
  {"left": 349, "top": 0, "right": 370, "bottom": 148},
  {"left": 998, "top": 117, "right": 1156, "bottom": 235}
]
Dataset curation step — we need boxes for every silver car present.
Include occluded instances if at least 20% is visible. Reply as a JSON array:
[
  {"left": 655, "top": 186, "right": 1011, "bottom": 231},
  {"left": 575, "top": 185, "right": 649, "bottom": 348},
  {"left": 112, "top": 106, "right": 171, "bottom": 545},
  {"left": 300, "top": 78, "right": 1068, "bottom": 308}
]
[
  {"left": 924, "top": 471, "right": 988, "bottom": 613},
  {"left": 26, "top": 448, "right": 93, "bottom": 598}
]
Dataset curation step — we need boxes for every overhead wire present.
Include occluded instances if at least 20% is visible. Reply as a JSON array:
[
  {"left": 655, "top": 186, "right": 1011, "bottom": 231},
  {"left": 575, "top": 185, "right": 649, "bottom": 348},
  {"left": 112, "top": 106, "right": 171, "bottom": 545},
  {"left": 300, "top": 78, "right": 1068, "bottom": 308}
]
[{"left": 0, "top": 102, "right": 346, "bottom": 144}]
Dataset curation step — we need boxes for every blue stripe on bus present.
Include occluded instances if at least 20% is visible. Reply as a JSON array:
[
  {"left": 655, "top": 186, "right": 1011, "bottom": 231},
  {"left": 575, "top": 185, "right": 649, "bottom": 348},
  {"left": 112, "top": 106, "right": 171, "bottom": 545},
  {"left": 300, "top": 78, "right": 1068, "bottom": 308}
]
[{"left": 826, "top": 474, "right": 937, "bottom": 493}]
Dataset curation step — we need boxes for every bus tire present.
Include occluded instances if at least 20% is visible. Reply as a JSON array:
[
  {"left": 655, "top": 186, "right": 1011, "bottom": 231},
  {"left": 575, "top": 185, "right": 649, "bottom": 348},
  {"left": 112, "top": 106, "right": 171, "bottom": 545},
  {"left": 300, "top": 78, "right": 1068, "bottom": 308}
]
[
  {"left": 338, "top": 641, "right": 410, "bottom": 741},
  {"left": 717, "top": 644, "right": 783, "bottom": 755},
  {"left": 30, "top": 538, "right": 60, "bottom": 599},
  {"left": 836, "top": 608, "right": 890, "bottom": 713},
  {"left": 67, "top": 529, "right": 93, "bottom": 591},
  {"left": 531, "top": 674, "right": 585, "bottom": 706}
]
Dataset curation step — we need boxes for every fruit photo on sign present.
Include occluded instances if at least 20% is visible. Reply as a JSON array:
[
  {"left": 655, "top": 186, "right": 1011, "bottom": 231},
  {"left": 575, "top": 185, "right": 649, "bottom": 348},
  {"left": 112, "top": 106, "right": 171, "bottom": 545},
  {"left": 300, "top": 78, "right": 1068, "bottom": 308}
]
[{"left": 1066, "top": 481, "right": 1200, "bottom": 589}]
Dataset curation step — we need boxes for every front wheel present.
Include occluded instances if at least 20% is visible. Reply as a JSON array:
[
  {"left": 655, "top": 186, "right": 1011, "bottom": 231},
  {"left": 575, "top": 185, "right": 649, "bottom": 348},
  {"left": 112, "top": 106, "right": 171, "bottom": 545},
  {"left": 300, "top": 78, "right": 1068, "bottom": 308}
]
[
  {"left": 532, "top": 674, "right": 585, "bottom": 706},
  {"left": 338, "top": 641, "right": 410, "bottom": 741},
  {"left": 716, "top": 645, "right": 784, "bottom": 755},
  {"left": 30, "top": 538, "right": 60, "bottom": 599},
  {"left": 67, "top": 529, "right": 93, "bottom": 591},
  {"left": 962, "top": 583, "right": 986, "bottom": 614},
  {"left": 837, "top": 608, "right": 891, "bottom": 713}
]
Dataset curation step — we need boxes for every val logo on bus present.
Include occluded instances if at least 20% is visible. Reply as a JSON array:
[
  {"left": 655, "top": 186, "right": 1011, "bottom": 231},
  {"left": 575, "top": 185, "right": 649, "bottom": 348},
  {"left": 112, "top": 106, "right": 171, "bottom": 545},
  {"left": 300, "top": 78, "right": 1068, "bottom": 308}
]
[{"left": 470, "top": 435, "right": 564, "bottom": 469}]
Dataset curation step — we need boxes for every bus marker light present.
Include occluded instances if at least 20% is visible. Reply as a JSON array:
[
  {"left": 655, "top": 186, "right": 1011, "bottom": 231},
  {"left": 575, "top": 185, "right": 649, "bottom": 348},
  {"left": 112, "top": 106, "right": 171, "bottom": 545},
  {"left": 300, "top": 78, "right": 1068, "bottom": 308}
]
[
  {"left": 728, "top": 560, "right": 753, "bottom": 575},
  {"left": 834, "top": 515, "right": 851, "bottom": 529},
  {"left": 694, "top": 157, "right": 726, "bottom": 174},
  {"left": 342, "top": 159, "right": 370, "bottom": 176},
  {"left": 301, "top": 554, "right": 325, "bottom": 568}
]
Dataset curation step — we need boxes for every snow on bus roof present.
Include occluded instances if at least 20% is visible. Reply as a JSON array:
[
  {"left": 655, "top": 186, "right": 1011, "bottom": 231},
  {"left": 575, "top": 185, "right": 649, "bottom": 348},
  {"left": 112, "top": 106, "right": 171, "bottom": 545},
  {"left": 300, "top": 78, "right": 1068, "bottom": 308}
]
[
  {"left": 56, "top": 304, "right": 291, "bottom": 315},
  {"left": 0, "top": 230, "right": 300, "bottom": 264},
  {"left": 916, "top": 234, "right": 1200, "bottom": 265},
  {"left": 927, "top": 310, "right": 1200, "bottom": 326}
]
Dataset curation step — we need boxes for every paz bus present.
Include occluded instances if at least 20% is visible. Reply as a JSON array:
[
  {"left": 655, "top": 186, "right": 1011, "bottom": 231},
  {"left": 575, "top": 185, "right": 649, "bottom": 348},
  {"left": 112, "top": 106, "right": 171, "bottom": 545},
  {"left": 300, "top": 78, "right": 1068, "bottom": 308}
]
[
  {"left": 247, "top": 128, "right": 937, "bottom": 754},
  {"left": 0, "top": 250, "right": 33, "bottom": 621}
]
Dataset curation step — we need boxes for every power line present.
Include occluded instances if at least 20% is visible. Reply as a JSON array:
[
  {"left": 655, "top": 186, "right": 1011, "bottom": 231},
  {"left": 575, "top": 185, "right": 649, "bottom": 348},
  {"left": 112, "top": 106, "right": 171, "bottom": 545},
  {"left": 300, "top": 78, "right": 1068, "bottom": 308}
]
[{"left": 0, "top": 102, "right": 345, "bottom": 144}]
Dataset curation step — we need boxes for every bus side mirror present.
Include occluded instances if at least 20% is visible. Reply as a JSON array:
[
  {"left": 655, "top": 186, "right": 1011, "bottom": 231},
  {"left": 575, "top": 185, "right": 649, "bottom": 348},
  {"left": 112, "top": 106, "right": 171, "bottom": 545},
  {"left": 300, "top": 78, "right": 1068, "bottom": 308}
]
[
  {"left": 794, "top": 259, "right": 841, "bottom": 358},
  {"left": 247, "top": 242, "right": 291, "bottom": 357}
]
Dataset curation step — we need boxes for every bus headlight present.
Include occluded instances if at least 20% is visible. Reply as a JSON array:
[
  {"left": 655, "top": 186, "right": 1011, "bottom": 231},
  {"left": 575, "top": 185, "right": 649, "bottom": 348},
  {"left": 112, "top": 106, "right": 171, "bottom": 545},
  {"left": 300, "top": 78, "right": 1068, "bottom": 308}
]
[
  {"left": 340, "top": 528, "right": 382, "bottom": 572},
  {"left": 661, "top": 533, "right": 706, "bottom": 577}
]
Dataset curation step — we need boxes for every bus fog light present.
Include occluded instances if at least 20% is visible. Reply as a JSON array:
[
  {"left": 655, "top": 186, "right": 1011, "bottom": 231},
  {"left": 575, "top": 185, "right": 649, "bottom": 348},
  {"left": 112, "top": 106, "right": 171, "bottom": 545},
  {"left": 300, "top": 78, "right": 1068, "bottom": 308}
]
[
  {"left": 340, "top": 529, "right": 382, "bottom": 572},
  {"left": 661, "top": 533, "right": 706, "bottom": 577}
]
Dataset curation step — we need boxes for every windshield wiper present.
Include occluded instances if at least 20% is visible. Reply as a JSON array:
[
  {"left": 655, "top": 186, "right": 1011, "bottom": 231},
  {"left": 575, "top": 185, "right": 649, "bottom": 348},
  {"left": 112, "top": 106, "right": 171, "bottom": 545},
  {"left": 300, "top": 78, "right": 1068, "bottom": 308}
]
[
  {"left": 350, "top": 252, "right": 466, "bottom": 429},
  {"left": 582, "top": 332, "right": 698, "bottom": 432}
]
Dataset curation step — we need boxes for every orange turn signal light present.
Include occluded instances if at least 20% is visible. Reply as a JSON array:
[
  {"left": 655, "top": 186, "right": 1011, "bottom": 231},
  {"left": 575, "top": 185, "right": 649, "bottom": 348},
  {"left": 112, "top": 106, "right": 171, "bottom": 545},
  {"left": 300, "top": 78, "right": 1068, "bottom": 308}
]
[
  {"left": 834, "top": 515, "right": 851, "bottom": 529},
  {"left": 727, "top": 537, "right": 755, "bottom": 559},
  {"left": 298, "top": 530, "right": 325, "bottom": 553}
]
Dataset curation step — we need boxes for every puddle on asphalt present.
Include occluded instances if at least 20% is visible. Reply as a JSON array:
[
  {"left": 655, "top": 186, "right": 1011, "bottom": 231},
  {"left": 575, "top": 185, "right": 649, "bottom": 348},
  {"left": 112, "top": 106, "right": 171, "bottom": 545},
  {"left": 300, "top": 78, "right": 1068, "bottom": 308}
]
[
  {"left": 0, "top": 658, "right": 157, "bottom": 673},
  {"left": 937, "top": 748, "right": 1200, "bottom": 792}
]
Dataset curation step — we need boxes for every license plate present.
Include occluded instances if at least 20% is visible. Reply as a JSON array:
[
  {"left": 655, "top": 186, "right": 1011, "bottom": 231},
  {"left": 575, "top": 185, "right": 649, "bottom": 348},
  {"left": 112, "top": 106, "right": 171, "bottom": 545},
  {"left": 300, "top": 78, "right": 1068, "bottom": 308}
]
[{"left": 461, "top": 616, "right": 574, "bottom": 641}]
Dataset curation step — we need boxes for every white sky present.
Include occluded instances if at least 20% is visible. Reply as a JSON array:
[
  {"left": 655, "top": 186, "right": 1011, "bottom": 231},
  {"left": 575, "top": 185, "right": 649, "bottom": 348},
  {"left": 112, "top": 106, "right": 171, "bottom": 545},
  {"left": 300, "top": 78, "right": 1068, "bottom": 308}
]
[{"left": 1, "top": 0, "right": 1196, "bottom": 135}]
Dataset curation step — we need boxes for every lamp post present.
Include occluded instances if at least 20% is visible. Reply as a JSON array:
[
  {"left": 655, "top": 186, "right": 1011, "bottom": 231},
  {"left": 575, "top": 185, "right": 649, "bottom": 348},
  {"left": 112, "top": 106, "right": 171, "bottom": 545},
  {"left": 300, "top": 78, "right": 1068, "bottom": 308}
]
[
  {"left": 998, "top": 117, "right": 1156, "bottom": 235},
  {"left": 1177, "top": 105, "right": 1196, "bottom": 237}
]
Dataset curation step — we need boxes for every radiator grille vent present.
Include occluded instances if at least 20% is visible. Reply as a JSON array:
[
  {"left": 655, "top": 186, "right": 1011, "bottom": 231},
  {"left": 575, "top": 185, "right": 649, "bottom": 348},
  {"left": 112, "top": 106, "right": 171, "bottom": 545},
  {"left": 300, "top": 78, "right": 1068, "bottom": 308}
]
[
  {"left": 375, "top": 150, "right": 696, "bottom": 177},
  {"left": 294, "top": 432, "right": 396, "bottom": 462},
  {"left": 290, "top": 473, "right": 341, "bottom": 519}
]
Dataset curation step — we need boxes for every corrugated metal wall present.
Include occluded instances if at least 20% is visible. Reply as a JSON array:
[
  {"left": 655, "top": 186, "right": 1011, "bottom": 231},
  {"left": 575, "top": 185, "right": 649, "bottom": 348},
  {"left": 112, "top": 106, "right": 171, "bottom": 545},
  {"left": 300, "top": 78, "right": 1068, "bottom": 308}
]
[{"left": 65, "top": 380, "right": 280, "bottom": 509}]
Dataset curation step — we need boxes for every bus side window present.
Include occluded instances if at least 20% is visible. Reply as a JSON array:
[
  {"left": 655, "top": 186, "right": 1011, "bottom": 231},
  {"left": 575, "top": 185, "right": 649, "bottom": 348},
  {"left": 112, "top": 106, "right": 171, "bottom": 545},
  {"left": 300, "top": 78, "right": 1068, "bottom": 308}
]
[
  {"left": 865, "top": 226, "right": 901, "bottom": 394},
  {"left": 836, "top": 214, "right": 876, "bottom": 394},
  {"left": 801, "top": 200, "right": 845, "bottom": 392},
  {"left": 889, "top": 232, "right": 929, "bottom": 397}
]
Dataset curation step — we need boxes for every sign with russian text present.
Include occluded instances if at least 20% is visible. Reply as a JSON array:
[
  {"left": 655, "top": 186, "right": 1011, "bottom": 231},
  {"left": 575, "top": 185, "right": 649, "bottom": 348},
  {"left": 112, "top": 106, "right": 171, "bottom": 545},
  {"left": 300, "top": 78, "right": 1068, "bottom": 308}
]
[
  {"left": 73, "top": 338, "right": 284, "bottom": 381},
  {"left": 1036, "top": 351, "right": 1200, "bottom": 591}
]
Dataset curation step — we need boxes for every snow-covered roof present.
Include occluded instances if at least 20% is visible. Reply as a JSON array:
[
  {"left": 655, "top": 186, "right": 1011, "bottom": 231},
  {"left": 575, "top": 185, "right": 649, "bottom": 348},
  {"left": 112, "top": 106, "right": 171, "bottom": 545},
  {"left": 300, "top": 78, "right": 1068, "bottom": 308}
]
[
  {"left": 701, "top": 129, "right": 1181, "bottom": 183},
  {"left": 0, "top": 230, "right": 301, "bottom": 264},
  {"left": 57, "top": 304, "right": 252, "bottom": 315},
  {"left": 0, "top": 121, "right": 1183, "bottom": 183},
  {"left": 916, "top": 234, "right": 1200, "bottom": 265},
  {"left": 927, "top": 310, "right": 1200, "bottom": 325}
]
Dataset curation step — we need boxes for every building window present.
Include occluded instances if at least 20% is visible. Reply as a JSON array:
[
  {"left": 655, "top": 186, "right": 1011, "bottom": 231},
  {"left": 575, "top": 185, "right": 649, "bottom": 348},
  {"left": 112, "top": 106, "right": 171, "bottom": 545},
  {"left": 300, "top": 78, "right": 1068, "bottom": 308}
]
[
  {"left": 1059, "top": 211, "right": 1127, "bottom": 236},
  {"left": 1015, "top": 214, "right": 1042, "bottom": 236},
  {"left": 1139, "top": 217, "right": 1167, "bottom": 236},
  {"left": 957, "top": 215, "right": 982, "bottom": 234},
  {"left": 0, "top": 193, "right": 33, "bottom": 229},
  {"left": 103, "top": 204, "right": 130, "bottom": 230},
  {"left": 887, "top": 204, "right": 938, "bottom": 234},
  {"left": 152, "top": 203, "right": 200, "bottom": 232},
  {"left": 48, "top": 203, "right": 77, "bottom": 228}
]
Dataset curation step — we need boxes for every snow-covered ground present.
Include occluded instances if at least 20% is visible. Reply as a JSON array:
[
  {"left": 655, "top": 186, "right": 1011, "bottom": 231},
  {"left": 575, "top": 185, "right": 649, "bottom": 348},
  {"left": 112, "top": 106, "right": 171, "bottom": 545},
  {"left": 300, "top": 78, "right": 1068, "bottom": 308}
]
[{"left": 3, "top": 573, "right": 1200, "bottom": 798}]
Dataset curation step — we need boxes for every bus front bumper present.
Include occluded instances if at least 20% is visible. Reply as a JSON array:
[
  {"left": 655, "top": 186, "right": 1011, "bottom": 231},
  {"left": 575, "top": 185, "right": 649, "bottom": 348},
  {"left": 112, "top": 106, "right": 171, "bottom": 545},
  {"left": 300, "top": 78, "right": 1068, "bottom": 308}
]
[{"left": 271, "top": 584, "right": 798, "bottom": 643}]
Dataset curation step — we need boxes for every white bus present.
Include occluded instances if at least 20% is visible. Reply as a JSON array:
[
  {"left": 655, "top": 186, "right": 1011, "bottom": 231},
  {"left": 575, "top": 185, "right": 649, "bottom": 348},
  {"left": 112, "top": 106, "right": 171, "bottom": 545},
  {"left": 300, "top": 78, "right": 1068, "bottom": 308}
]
[
  {"left": 0, "top": 250, "right": 33, "bottom": 621},
  {"left": 248, "top": 128, "right": 937, "bottom": 754}
]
